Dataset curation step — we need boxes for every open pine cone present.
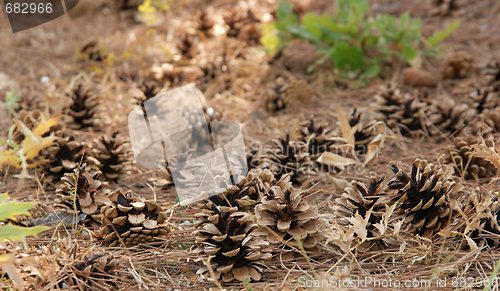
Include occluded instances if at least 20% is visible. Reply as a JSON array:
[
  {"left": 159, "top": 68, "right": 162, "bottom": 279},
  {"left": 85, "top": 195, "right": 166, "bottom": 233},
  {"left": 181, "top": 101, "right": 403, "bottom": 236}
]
[
  {"left": 260, "top": 134, "right": 317, "bottom": 185},
  {"left": 427, "top": 95, "right": 475, "bottom": 135},
  {"left": 255, "top": 174, "right": 322, "bottom": 250},
  {"left": 297, "top": 119, "right": 336, "bottom": 158},
  {"left": 99, "top": 190, "right": 169, "bottom": 247},
  {"left": 41, "top": 131, "right": 87, "bottom": 182},
  {"left": 440, "top": 52, "right": 473, "bottom": 79},
  {"left": 430, "top": 0, "right": 458, "bottom": 16},
  {"left": 202, "top": 169, "right": 274, "bottom": 211},
  {"left": 55, "top": 163, "right": 109, "bottom": 224},
  {"left": 389, "top": 159, "right": 455, "bottom": 237},
  {"left": 374, "top": 84, "right": 430, "bottom": 137},
  {"left": 462, "top": 190, "right": 500, "bottom": 248},
  {"left": 469, "top": 88, "right": 500, "bottom": 114},
  {"left": 89, "top": 131, "right": 130, "bottom": 181},
  {"left": 193, "top": 206, "right": 272, "bottom": 282},
  {"left": 348, "top": 109, "right": 385, "bottom": 155},
  {"left": 442, "top": 135, "right": 497, "bottom": 180},
  {"left": 66, "top": 82, "right": 99, "bottom": 130},
  {"left": 483, "top": 60, "right": 500, "bottom": 90},
  {"left": 332, "top": 175, "right": 390, "bottom": 249}
]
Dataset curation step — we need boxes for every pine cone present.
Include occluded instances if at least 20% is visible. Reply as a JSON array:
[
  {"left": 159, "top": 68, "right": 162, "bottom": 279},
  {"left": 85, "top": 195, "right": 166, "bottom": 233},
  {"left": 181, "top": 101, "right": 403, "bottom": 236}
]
[
  {"left": 133, "top": 79, "right": 162, "bottom": 105},
  {"left": 80, "top": 40, "right": 107, "bottom": 62},
  {"left": 388, "top": 159, "right": 455, "bottom": 237},
  {"left": 90, "top": 131, "right": 130, "bottom": 181},
  {"left": 223, "top": 7, "right": 260, "bottom": 45},
  {"left": 442, "top": 135, "right": 497, "bottom": 180},
  {"left": 99, "top": 190, "right": 169, "bottom": 247},
  {"left": 41, "top": 131, "right": 86, "bottom": 182},
  {"left": 55, "top": 163, "right": 109, "bottom": 224},
  {"left": 66, "top": 82, "right": 99, "bottom": 130},
  {"left": 202, "top": 169, "right": 274, "bottom": 212},
  {"left": 193, "top": 206, "right": 271, "bottom": 282},
  {"left": 333, "top": 175, "right": 390, "bottom": 248},
  {"left": 463, "top": 107, "right": 500, "bottom": 138},
  {"left": 265, "top": 77, "right": 288, "bottom": 112},
  {"left": 297, "top": 119, "right": 336, "bottom": 158},
  {"left": 36, "top": 238, "right": 117, "bottom": 290},
  {"left": 260, "top": 134, "right": 317, "bottom": 185},
  {"left": 8, "top": 201, "right": 51, "bottom": 227},
  {"left": 374, "top": 84, "right": 430, "bottom": 137},
  {"left": 483, "top": 60, "right": 500, "bottom": 90},
  {"left": 427, "top": 95, "right": 475, "bottom": 135},
  {"left": 430, "top": 0, "right": 458, "bottom": 16},
  {"left": 469, "top": 88, "right": 500, "bottom": 114},
  {"left": 463, "top": 190, "right": 500, "bottom": 248},
  {"left": 349, "top": 109, "right": 383, "bottom": 155},
  {"left": 441, "top": 52, "right": 473, "bottom": 79},
  {"left": 255, "top": 174, "right": 322, "bottom": 250}
]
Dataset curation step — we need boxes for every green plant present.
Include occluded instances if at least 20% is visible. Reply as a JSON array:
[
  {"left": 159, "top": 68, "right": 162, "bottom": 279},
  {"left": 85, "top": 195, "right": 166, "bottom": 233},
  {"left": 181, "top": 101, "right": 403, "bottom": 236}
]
[
  {"left": 138, "top": 0, "right": 172, "bottom": 26},
  {"left": 262, "top": 0, "right": 459, "bottom": 81},
  {"left": 3, "top": 90, "right": 21, "bottom": 116},
  {"left": 0, "top": 192, "right": 48, "bottom": 289}
]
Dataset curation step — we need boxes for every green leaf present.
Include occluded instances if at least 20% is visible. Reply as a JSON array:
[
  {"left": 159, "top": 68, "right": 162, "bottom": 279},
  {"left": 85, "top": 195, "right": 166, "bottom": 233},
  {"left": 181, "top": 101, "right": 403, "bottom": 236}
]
[
  {"left": 329, "top": 43, "right": 365, "bottom": 71},
  {"left": 363, "top": 62, "right": 381, "bottom": 79},
  {"left": 427, "top": 20, "right": 460, "bottom": 47},
  {"left": 0, "top": 200, "right": 35, "bottom": 221},
  {"left": 4, "top": 90, "right": 21, "bottom": 116},
  {"left": 0, "top": 224, "right": 48, "bottom": 242},
  {"left": 261, "top": 23, "right": 282, "bottom": 54},
  {"left": 401, "top": 46, "right": 417, "bottom": 61}
]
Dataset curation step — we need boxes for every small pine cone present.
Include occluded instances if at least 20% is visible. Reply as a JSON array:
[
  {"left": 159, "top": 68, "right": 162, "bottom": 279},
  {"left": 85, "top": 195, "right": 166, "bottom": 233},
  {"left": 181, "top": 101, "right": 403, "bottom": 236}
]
[
  {"left": 297, "top": 119, "right": 336, "bottom": 158},
  {"left": 374, "top": 84, "right": 430, "bottom": 137},
  {"left": 469, "top": 88, "right": 500, "bottom": 114},
  {"left": 8, "top": 201, "right": 51, "bottom": 227},
  {"left": 265, "top": 77, "right": 288, "bottom": 112},
  {"left": 463, "top": 190, "right": 500, "bottom": 248},
  {"left": 202, "top": 169, "right": 274, "bottom": 211},
  {"left": 430, "top": 0, "right": 458, "bottom": 16},
  {"left": 193, "top": 206, "right": 272, "bottom": 282},
  {"left": 70, "top": 253, "right": 118, "bottom": 289},
  {"left": 55, "top": 163, "right": 109, "bottom": 224},
  {"left": 66, "top": 82, "right": 99, "bottom": 130},
  {"left": 348, "top": 109, "right": 383, "bottom": 155},
  {"left": 260, "top": 134, "right": 317, "bottom": 185},
  {"left": 223, "top": 7, "right": 260, "bottom": 44},
  {"left": 99, "top": 190, "right": 169, "bottom": 247},
  {"left": 388, "top": 159, "right": 455, "bottom": 237},
  {"left": 333, "top": 175, "right": 390, "bottom": 248},
  {"left": 80, "top": 40, "right": 107, "bottom": 62},
  {"left": 90, "top": 131, "right": 130, "bottom": 181},
  {"left": 41, "top": 131, "right": 86, "bottom": 182},
  {"left": 442, "top": 136, "right": 497, "bottom": 180},
  {"left": 255, "top": 174, "right": 322, "bottom": 250},
  {"left": 440, "top": 52, "right": 474, "bottom": 79},
  {"left": 115, "top": 0, "right": 143, "bottom": 10},
  {"left": 427, "top": 95, "right": 475, "bottom": 135},
  {"left": 133, "top": 79, "right": 162, "bottom": 105},
  {"left": 462, "top": 107, "right": 500, "bottom": 138},
  {"left": 483, "top": 60, "right": 500, "bottom": 90}
]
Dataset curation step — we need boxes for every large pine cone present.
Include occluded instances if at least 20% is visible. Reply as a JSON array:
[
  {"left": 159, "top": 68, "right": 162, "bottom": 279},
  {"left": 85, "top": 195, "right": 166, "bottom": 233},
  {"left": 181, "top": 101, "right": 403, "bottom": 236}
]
[
  {"left": 90, "top": 131, "right": 130, "bottom": 181},
  {"left": 255, "top": 174, "right": 322, "bottom": 250},
  {"left": 469, "top": 88, "right": 499, "bottom": 114},
  {"left": 203, "top": 169, "right": 274, "bottom": 211},
  {"left": 462, "top": 190, "right": 500, "bottom": 248},
  {"left": 442, "top": 135, "right": 497, "bottom": 180},
  {"left": 297, "top": 119, "right": 336, "bottom": 158},
  {"left": 193, "top": 206, "right": 272, "bottom": 282},
  {"left": 260, "top": 134, "right": 317, "bottom": 185},
  {"left": 66, "top": 82, "right": 99, "bottom": 130},
  {"left": 99, "top": 190, "right": 169, "bottom": 247},
  {"left": 55, "top": 163, "right": 109, "bottom": 224},
  {"left": 427, "top": 95, "right": 475, "bottom": 135},
  {"left": 374, "top": 84, "right": 430, "bottom": 137},
  {"left": 41, "top": 131, "right": 86, "bottom": 182},
  {"left": 389, "top": 159, "right": 455, "bottom": 237},
  {"left": 333, "top": 175, "right": 390, "bottom": 249}
]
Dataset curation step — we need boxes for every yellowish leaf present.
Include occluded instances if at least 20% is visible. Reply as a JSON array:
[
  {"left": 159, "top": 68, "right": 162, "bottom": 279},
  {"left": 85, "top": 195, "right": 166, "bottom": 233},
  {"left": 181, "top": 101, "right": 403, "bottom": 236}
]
[
  {"left": 336, "top": 106, "right": 355, "bottom": 147},
  {"left": 317, "top": 152, "right": 357, "bottom": 170}
]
